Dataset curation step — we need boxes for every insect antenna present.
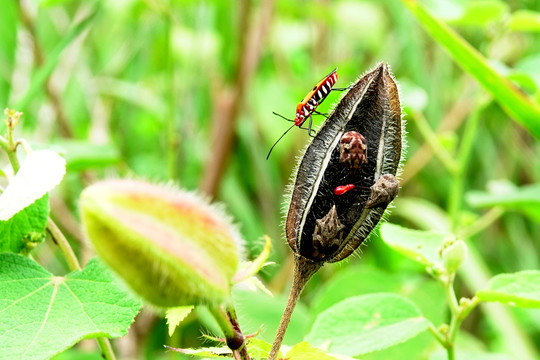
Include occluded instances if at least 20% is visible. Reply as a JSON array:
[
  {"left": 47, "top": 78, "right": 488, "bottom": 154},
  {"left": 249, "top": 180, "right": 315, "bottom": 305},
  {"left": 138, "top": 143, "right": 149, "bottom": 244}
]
[
  {"left": 266, "top": 124, "right": 296, "bottom": 160},
  {"left": 272, "top": 112, "right": 295, "bottom": 123}
]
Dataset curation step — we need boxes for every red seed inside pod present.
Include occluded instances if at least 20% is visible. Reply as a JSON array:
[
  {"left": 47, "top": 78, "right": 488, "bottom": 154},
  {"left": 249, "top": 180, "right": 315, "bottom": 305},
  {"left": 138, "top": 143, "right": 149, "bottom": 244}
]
[
  {"left": 340, "top": 131, "right": 368, "bottom": 170},
  {"left": 334, "top": 184, "right": 355, "bottom": 195}
]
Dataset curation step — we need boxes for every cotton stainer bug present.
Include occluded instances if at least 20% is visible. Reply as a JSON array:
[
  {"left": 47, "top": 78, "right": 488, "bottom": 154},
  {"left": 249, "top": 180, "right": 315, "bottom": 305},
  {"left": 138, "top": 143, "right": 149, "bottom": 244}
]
[{"left": 266, "top": 68, "right": 342, "bottom": 160}]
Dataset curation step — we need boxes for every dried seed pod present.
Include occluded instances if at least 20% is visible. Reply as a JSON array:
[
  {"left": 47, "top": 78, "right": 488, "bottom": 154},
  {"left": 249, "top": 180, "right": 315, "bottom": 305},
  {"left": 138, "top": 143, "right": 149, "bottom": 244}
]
[
  {"left": 286, "top": 62, "right": 402, "bottom": 263},
  {"left": 339, "top": 131, "right": 368, "bottom": 170},
  {"left": 270, "top": 63, "right": 403, "bottom": 360}
]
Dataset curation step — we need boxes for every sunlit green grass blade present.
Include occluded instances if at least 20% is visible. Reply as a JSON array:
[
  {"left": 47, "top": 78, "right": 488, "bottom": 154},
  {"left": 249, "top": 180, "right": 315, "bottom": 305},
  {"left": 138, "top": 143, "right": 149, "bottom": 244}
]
[
  {"left": 402, "top": 0, "right": 540, "bottom": 140},
  {"left": 15, "top": 9, "right": 97, "bottom": 111}
]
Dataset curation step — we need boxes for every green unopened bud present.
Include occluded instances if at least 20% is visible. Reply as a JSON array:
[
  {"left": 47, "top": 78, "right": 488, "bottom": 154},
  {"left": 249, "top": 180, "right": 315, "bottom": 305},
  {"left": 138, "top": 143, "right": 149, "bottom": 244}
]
[
  {"left": 80, "top": 179, "right": 243, "bottom": 308},
  {"left": 442, "top": 239, "right": 467, "bottom": 274}
]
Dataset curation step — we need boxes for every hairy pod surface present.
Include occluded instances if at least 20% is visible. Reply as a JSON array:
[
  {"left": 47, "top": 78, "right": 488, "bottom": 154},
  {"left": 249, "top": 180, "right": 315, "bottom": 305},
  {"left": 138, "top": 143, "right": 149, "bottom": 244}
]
[
  {"left": 80, "top": 179, "right": 242, "bottom": 308},
  {"left": 286, "top": 62, "right": 402, "bottom": 263}
]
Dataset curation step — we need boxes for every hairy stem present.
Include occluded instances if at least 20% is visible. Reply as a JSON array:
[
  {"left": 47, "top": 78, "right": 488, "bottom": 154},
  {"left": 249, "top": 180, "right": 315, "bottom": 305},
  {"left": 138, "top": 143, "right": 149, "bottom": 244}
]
[
  {"left": 209, "top": 304, "right": 251, "bottom": 360},
  {"left": 268, "top": 255, "right": 321, "bottom": 360}
]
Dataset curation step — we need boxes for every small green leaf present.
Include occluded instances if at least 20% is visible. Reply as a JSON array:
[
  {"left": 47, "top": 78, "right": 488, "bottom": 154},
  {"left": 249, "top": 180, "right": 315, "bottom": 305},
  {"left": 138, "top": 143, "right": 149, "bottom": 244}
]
[
  {"left": 508, "top": 10, "right": 540, "bottom": 32},
  {"left": 50, "top": 141, "right": 120, "bottom": 171},
  {"left": 466, "top": 181, "right": 540, "bottom": 222},
  {"left": 402, "top": 0, "right": 540, "bottom": 140},
  {"left": 379, "top": 223, "right": 449, "bottom": 267},
  {"left": 476, "top": 271, "right": 540, "bottom": 308},
  {"left": 286, "top": 342, "right": 343, "bottom": 360},
  {"left": 0, "top": 254, "right": 141, "bottom": 360},
  {"left": 166, "top": 346, "right": 230, "bottom": 357},
  {"left": 0, "top": 150, "right": 65, "bottom": 221},
  {"left": 166, "top": 306, "right": 194, "bottom": 337},
  {"left": 0, "top": 195, "right": 49, "bottom": 253},
  {"left": 166, "top": 339, "right": 277, "bottom": 359},
  {"left": 246, "top": 338, "right": 274, "bottom": 359},
  {"left": 307, "top": 293, "right": 430, "bottom": 356}
]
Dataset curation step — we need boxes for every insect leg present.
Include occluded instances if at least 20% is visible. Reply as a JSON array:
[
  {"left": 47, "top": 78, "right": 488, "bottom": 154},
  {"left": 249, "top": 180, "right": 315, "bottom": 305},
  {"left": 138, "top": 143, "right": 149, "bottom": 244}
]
[
  {"left": 313, "top": 110, "right": 328, "bottom": 117},
  {"left": 307, "top": 115, "right": 315, "bottom": 137}
]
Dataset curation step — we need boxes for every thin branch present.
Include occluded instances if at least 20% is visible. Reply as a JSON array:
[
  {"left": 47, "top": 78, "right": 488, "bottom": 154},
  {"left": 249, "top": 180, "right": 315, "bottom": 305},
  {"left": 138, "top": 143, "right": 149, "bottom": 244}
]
[
  {"left": 200, "top": 0, "right": 275, "bottom": 197},
  {"left": 268, "top": 255, "right": 321, "bottom": 360}
]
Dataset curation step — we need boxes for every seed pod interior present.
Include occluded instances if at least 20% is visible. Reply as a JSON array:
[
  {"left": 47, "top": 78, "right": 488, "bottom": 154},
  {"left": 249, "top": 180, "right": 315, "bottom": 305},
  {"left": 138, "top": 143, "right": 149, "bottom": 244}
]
[{"left": 286, "top": 63, "right": 403, "bottom": 262}]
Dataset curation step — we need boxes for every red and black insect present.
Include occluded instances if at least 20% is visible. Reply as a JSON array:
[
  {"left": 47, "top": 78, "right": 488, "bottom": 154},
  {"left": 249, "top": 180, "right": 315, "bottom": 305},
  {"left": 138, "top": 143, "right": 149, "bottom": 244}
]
[{"left": 266, "top": 68, "right": 343, "bottom": 160}]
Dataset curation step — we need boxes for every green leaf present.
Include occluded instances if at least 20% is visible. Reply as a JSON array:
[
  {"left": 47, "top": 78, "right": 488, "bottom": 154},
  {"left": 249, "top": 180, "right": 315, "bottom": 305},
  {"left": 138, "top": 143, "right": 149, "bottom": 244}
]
[
  {"left": 286, "top": 342, "right": 343, "bottom": 360},
  {"left": 246, "top": 338, "right": 274, "bottom": 359},
  {"left": 0, "top": 195, "right": 49, "bottom": 253},
  {"left": 166, "top": 346, "right": 231, "bottom": 357},
  {"left": 430, "top": 350, "right": 513, "bottom": 360},
  {"left": 0, "top": 254, "right": 141, "bottom": 360},
  {"left": 166, "top": 338, "right": 278, "bottom": 359},
  {"left": 508, "top": 10, "right": 540, "bottom": 32},
  {"left": 379, "top": 223, "right": 450, "bottom": 267},
  {"left": 0, "top": 150, "right": 65, "bottom": 221},
  {"left": 307, "top": 293, "right": 430, "bottom": 356},
  {"left": 166, "top": 306, "right": 194, "bottom": 337},
  {"left": 466, "top": 181, "right": 540, "bottom": 223},
  {"left": 50, "top": 141, "right": 120, "bottom": 171},
  {"left": 402, "top": 0, "right": 540, "bottom": 140},
  {"left": 477, "top": 271, "right": 540, "bottom": 308},
  {"left": 448, "top": 0, "right": 509, "bottom": 26}
]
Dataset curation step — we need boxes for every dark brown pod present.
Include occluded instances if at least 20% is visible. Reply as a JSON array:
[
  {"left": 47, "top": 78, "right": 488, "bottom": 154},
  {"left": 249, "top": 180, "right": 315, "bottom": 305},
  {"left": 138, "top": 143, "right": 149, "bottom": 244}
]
[
  {"left": 269, "top": 63, "right": 403, "bottom": 360},
  {"left": 286, "top": 62, "right": 402, "bottom": 262}
]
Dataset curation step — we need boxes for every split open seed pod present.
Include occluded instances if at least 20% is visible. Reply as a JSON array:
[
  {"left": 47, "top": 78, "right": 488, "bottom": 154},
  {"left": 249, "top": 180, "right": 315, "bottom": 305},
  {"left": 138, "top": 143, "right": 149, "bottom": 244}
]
[{"left": 269, "top": 62, "right": 404, "bottom": 359}]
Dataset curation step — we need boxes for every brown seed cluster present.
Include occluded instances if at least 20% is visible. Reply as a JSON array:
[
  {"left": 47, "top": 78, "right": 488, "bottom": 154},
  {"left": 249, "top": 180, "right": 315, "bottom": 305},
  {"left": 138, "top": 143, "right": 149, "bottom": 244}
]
[
  {"left": 365, "top": 173, "right": 400, "bottom": 209},
  {"left": 339, "top": 131, "right": 368, "bottom": 170},
  {"left": 312, "top": 205, "right": 344, "bottom": 259}
]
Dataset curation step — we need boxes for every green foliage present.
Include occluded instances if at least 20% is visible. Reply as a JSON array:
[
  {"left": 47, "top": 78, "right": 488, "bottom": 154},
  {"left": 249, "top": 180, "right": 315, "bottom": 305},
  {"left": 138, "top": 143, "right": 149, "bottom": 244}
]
[
  {"left": 307, "top": 293, "right": 430, "bottom": 356},
  {"left": 0, "top": 195, "right": 48, "bottom": 253},
  {"left": 0, "top": 150, "right": 65, "bottom": 221},
  {"left": 403, "top": 0, "right": 540, "bottom": 139},
  {"left": 466, "top": 180, "right": 540, "bottom": 222},
  {"left": 477, "top": 271, "right": 540, "bottom": 307},
  {"left": 380, "top": 223, "right": 451, "bottom": 267},
  {"left": 1, "top": 0, "right": 540, "bottom": 358},
  {"left": 0, "top": 254, "right": 141, "bottom": 360}
]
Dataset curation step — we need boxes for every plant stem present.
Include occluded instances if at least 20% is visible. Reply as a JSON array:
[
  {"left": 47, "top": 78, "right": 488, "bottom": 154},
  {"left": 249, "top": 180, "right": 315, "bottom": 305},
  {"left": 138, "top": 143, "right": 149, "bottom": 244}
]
[
  {"left": 427, "top": 323, "right": 446, "bottom": 346},
  {"left": 1, "top": 129, "right": 21, "bottom": 173},
  {"left": 268, "top": 255, "right": 321, "bottom": 360},
  {"left": 208, "top": 303, "right": 250, "bottom": 360},
  {"left": 47, "top": 218, "right": 81, "bottom": 271},
  {"left": 96, "top": 337, "right": 117, "bottom": 360}
]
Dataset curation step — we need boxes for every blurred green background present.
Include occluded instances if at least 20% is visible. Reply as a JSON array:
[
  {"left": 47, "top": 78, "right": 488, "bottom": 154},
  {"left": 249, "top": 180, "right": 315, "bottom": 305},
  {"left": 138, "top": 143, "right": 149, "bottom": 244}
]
[{"left": 2, "top": 0, "right": 540, "bottom": 359}]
